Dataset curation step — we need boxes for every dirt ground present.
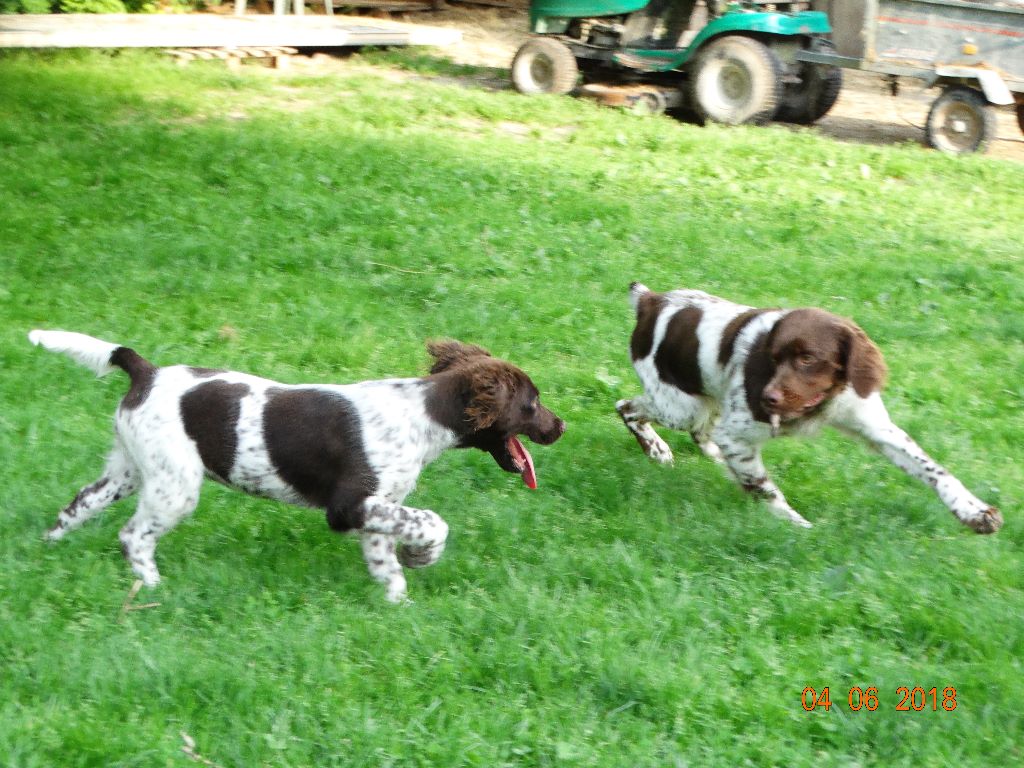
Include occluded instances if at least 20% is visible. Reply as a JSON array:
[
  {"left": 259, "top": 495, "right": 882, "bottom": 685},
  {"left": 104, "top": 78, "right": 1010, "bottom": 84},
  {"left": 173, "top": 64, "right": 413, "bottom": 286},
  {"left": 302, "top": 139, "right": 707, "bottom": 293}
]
[{"left": 399, "top": 5, "right": 1024, "bottom": 162}]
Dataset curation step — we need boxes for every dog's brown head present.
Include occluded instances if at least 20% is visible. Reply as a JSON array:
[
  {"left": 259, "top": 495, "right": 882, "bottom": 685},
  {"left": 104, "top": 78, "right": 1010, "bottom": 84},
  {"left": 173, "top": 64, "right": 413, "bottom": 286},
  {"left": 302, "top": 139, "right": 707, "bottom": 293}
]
[
  {"left": 425, "top": 340, "right": 565, "bottom": 488},
  {"left": 751, "top": 309, "right": 887, "bottom": 423}
]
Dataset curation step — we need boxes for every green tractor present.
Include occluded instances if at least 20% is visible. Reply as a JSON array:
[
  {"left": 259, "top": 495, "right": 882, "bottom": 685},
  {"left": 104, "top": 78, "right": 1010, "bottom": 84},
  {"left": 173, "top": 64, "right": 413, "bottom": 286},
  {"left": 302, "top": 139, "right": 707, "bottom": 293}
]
[{"left": 511, "top": 0, "right": 841, "bottom": 125}]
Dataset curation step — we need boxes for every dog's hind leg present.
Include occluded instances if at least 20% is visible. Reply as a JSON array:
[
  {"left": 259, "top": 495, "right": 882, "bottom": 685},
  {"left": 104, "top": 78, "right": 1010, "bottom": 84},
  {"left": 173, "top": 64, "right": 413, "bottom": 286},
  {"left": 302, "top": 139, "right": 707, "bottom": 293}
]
[
  {"left": 118, "top": 462, "right": 203, "bottom": 586},
  {"left": 357, "top": 497, "right": 450, "bottom": 603},
  {"left": 47, "top": 439, "right": 139, "bottom": 541}
]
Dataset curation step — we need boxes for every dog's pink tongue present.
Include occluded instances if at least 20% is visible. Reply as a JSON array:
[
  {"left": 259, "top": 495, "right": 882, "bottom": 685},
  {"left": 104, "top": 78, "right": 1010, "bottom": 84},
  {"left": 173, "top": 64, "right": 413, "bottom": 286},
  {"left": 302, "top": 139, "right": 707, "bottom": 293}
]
[
  {"left": 506, "top": 436, "right": 537, "bottom": 489},
  {"left": 805, "top": 392, "right": 827, "bottom": 409}
]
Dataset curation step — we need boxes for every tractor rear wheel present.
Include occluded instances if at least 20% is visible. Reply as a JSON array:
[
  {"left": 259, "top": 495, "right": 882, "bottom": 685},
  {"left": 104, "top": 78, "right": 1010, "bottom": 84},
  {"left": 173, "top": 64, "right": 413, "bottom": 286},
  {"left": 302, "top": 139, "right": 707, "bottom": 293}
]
[
  {"left": 511, "top": 37, "right": 579, "bottom": 96},
  {"left": 775, "top": 43, "right": 842, "bottom": 124},
  {"left": 689, "top": 35, "right": 782, "bottom": 125},
  {"left": 925, "top": 86, "right": 995, "bottom": 154}
]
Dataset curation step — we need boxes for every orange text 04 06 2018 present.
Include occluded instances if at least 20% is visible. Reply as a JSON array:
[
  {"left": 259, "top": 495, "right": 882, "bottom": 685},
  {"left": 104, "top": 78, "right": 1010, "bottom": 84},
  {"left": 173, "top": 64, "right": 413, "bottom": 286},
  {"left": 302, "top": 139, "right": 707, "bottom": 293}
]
[{"left": 800, "top": 686, "right": 958, "bottom": 713}]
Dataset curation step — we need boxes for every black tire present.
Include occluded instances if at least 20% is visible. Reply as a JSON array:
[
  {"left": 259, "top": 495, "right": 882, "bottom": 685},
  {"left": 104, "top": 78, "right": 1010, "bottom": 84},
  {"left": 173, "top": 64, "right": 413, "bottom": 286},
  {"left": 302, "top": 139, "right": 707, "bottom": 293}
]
[
  {"left": 511, "top": 37, "right": 579, "bottom": 96},
  {"left": 925, "top": 86, "right": 996, "bottom": 154},
  {"left": 688, "top": 35, "right": 782, "bottom": 125},
  {"left": 775, "top": 44, "right": 843, "bottom": 124},
  {"left": 1016, "top": 102, "right": 1024, "bottom": 136}
]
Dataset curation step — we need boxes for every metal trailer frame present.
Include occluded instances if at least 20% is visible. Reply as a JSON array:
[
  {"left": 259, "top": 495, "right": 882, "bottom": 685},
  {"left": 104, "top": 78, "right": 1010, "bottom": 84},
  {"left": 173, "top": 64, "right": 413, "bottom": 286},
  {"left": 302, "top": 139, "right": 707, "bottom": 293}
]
[{"left": 797, "top": 0, "right": 1024, "bottom": 152}]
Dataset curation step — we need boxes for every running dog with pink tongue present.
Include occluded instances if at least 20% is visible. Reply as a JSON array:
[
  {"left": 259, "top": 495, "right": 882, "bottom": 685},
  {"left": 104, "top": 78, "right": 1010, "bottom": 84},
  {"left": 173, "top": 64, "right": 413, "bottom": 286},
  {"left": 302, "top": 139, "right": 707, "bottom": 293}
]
[{"left": 31, "top": 331, "right": 564, "bottom": 603}]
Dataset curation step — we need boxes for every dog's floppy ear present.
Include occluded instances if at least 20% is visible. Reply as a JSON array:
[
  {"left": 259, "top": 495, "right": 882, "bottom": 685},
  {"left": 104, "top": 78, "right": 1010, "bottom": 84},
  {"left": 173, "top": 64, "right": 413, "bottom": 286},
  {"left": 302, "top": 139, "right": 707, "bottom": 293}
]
[
  {"left": 427, "top": 340, "right": 493, "bottom": 375},
  {"left": 462, "top": 361, "right": 520, "bottom": 430},
  {"left": 842, "top": 321, "right": 887, "bottom": 397}
]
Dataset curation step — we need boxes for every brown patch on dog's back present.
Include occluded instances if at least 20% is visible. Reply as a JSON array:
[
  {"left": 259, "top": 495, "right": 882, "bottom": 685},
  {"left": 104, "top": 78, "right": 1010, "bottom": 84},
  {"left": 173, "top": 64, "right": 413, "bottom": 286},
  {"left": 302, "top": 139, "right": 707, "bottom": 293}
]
[
  {"left": 262, "top": 388, "right": 378, "bottom": 522},
  {"left": 719, "top": 309, "right": 771, "bottom": 367},
  {"left": 180, "top": 380, "right": 250, "bottom": 481},
  {"left": 630, "top": 292, "right": 668, "bottom": 361},
  {"left": 655, "top": 306, "right": 704, "bottom": 395}
]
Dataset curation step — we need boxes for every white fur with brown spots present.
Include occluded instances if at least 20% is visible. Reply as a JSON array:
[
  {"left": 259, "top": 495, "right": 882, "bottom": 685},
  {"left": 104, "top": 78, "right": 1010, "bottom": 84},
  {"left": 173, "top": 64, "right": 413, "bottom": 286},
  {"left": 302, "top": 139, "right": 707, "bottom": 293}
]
[
  {"left": 616, "top": 284, "right": 1002, "bottom": 534},
  {"left": 29, "top": 331, "right": 564, "bottom": 602}
]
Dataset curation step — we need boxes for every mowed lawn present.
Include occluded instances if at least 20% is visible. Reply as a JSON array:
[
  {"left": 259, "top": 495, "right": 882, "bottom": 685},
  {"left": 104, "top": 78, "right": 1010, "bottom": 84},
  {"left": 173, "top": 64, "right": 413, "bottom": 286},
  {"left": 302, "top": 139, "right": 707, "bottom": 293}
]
[{"left": 1, "top": 49, "right": 1022, "bottom": 767}]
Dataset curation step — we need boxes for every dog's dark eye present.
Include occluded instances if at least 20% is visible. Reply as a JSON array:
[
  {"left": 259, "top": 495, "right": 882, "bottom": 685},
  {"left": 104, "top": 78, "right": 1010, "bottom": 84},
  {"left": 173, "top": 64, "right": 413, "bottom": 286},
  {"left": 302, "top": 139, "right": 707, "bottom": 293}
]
[
  {"left": 797, "top": 353, "right": 816, "bottom": 367},
  {"left": 523, "top": 399, "right": 538, "bottom": 414}
]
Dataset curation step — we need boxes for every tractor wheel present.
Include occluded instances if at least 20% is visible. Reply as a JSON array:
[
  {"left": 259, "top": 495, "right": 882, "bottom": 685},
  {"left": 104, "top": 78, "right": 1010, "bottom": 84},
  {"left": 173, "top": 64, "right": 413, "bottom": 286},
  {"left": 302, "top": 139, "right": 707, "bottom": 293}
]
[
  {"left": 511, "top": 37, "right": 579, "bottom": 96},
  {"left": 925, "top": 86, "right": 996, "bottom": 154},
  {"left": 688, "top": 35, "right": 782, "bottom": 125},
  {"left": 775, "top": 43, "right": 842, "bottom": 124}
]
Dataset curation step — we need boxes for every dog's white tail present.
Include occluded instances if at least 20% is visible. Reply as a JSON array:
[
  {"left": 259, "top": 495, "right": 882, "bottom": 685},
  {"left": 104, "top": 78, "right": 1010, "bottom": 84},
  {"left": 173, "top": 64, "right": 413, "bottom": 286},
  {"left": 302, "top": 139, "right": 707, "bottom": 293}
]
[
  {"left": 628, "top": 282, "right": 651, "bottom": 312},
  {"left": 28, "top": 330, "right": 121, "bottom": 377}
]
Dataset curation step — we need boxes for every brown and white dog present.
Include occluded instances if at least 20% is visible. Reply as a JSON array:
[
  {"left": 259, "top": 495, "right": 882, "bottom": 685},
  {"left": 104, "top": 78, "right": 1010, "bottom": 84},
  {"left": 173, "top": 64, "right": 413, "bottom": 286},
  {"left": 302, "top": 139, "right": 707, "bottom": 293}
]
[
  {"left": 30, "top": 332, "right": 565, "bottom": 602},
  {"left": 616, "top": 284, "right": 1002, "bottom": 533}
]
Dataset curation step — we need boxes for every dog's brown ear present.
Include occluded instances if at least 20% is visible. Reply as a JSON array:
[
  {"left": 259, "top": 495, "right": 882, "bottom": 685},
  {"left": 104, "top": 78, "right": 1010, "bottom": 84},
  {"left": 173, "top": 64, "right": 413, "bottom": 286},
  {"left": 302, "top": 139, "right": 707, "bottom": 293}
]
[
  {"left": 843, "top": 321, "right": 887, "bottom": 397},
  {"left": 463, "top": 360, "right": 519, "bottom": 430},
  {"left": 427, "top": 340, "right": 493, "bottom": 375}
]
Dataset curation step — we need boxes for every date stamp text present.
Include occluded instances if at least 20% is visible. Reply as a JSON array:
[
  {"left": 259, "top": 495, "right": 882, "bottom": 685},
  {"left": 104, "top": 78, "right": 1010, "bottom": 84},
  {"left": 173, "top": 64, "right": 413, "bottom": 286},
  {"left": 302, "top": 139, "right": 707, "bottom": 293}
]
[{"left": 801, "top": 686, "right": 957, "bottom": 712}]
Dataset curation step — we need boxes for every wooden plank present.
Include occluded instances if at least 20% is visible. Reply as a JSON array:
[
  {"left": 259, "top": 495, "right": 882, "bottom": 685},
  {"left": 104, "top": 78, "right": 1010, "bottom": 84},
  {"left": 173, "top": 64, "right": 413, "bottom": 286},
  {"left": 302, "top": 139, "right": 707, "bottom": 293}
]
[
  {"left": 162, "top": 44, "right": 299, "bottom": 66},
  {"left": 0, "top": 13, "right": 462, "bottom": 49},
  {"left": 448, "top": 0, "right": 521, "bottom": 8},
  {"left": 328, "top": 0, "right": 433, "bottom": 9}
]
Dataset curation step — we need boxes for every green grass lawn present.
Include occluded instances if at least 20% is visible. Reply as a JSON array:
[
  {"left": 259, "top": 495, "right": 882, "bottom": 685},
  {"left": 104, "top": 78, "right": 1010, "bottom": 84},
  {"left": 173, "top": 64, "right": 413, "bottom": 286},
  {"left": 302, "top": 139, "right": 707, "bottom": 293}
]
[{"left": 1, "top": 49, "right": 1022, "bottom": 767}]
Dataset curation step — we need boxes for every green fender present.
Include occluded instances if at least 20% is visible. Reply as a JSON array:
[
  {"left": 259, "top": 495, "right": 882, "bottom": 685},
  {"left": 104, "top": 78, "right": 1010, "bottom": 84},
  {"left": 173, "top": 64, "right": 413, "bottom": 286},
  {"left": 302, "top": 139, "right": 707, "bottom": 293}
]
[
  {"left": 530, "top": 0, "right": 650, "bottom": 30},
  {"left": 673, "top": 11, "right": 831, "bottom": 67},
  {"left": 531, "top": 7, "right": 831, "bottom": 65}
]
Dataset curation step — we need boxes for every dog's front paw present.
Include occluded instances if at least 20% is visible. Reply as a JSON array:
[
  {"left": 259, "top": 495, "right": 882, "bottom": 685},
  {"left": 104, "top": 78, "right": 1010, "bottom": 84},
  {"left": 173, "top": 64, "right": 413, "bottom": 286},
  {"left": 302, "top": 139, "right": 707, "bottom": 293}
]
[
  {"left": 44, "top": 526, "right": 66, "bottom": 542},
  {"left": 384, "top": 583, "right": 408, "bottom": 604},
  {"left": 398, "top": 541, "right": 446, "bottom": 569},
  {"left": 791, "top": 514, "right": 813, "bottom": 529},
  {"left": 644, "top": 437, "right": 674, "bottom": 465},
  {"left": 766, "top": 499, "right": 812, "bottom": 529},
  {"left": 965, "top": 506, "right": 1003, "bottom": 534}
]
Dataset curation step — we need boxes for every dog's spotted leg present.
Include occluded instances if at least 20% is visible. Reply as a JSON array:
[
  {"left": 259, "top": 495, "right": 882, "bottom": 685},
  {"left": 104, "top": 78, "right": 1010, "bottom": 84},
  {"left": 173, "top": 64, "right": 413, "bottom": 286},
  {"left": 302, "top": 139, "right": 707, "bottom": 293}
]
[
  {"left": 616, "top": 397, "right": 674, "bottom": 464},
  {"left": 690, "top": 424, "right": 726, "bottom": 465},
  {"left": 834, "top": 394, "right": 1003, "bottom": 534},
  {"left": 712, "top": 424, "right": 813, "bottom": 529},
  {"left": 118, "top": 467, "right": 203, "bottom": 586},
  {"left": 359, "top": 533, "right": 407, "bottom": 603},
  {"left": 47, "top": 442, "right": 138, "bottom": 541},
  {"left": 358, "top": 496, "right": 450, "bottom": 602},
  {"left": 363, "top": 497, "right": 450, "bottom": 568}
]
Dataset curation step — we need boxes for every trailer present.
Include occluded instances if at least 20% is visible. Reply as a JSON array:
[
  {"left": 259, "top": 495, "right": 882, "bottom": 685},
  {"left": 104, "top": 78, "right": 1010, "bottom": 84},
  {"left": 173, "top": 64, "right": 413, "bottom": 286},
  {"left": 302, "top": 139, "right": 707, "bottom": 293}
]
[{"left": 800, "top": 0, "right": 1024, "bottom": 153}]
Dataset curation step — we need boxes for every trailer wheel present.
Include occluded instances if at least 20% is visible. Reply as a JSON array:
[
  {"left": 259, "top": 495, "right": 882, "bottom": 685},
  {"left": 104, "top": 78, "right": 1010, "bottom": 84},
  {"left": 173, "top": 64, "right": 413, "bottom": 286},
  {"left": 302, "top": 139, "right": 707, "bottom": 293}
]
[
  {"left": 775, "top": 43, "right": 842, "bottom": 124},
  {"left": 925, "top": 86, "right": 996, "bottom": 154},
  {"left": 689, "top": 35, "right": 782, "bottom": 125},
  {"left": 511, "top": 38, "right": 579, "bottom": 96}
]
